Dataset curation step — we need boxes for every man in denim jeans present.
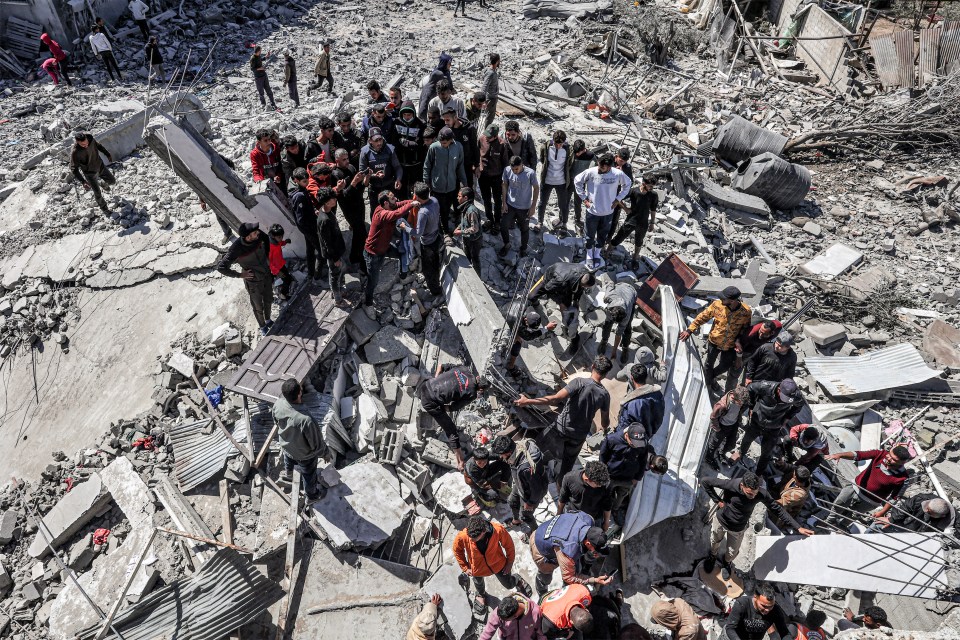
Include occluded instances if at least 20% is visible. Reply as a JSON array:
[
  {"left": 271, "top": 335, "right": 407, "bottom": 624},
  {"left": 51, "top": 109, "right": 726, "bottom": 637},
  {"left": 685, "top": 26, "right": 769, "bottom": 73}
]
[{"left": 274, "top": 379, "right": 329, "bottom": 501}]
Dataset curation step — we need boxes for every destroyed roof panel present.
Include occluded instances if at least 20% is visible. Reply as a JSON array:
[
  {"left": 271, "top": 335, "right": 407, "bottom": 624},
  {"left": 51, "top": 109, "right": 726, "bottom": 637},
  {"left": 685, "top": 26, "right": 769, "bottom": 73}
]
[
  {"left": 168, "top": 419, "right": 234, "bottom": 492},
  {"left": 941, "top": 22, "right": 960, "bottom": 75},
  {"left": 75, "top": 547, "right": 284, "bottom": 640},
  {"left": 894, "top": 29, "right": 917, "bottom": 90},
  {"left": 225, "top": 284, "right": 350, "bottom": 402},
  {"left": 871, "top": 33, "right": 901, "bottom": 89},
  {"left": 806, "top": 343, "right": 941, "bottom": 397},
  {"left": 636, "top": 253, "right": 699, "bottom": 326},
  {"left": 920, "top": 29, "right": 940, "bottom": 87},
  {"left": 623, "top": 284, "right": 710, "bottom": 540}
]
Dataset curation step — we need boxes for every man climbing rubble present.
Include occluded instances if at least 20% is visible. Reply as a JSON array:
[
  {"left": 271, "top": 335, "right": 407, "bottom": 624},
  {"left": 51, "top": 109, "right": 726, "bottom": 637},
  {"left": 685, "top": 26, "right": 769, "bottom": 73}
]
[
  {"left": 527, "top": 262, "right": 596, "bottom": 356},
  {"left": 274, "top": 379, "right": 329, "bottom": 501},
  {"left": 679, "top": 286, "right": 751, "bottom": 394},
  {"left": 607, "top": 175, "right": 658, "bottom": 267},
  {"left": 453, "top": 514, "right": 531, "bottom": 617},
  {"left": 735, "top": 379, "right": 806, "bottom": 476},
  {"left": 502, "top": 305, "right": 557, "bottom": 375},
  {"left": 70, "top": 131, "right": 116, "bottom": 214},
  {"left": 601, "top": 423, "right": 669, "bottom": 535},
  {"left": 530, "top": 511, "right": 612, "bottom": 597},
  {"left": 492, "top": 435, "right": 548, "bottom": 531},
  {"left": 216, "top": 222, "right": 274, "bottom": 336},
  {"left": 597, "top": 280, "right": 640, "bottom": 363},
  {"left": 823, "top": 445, "right": 913, "bottom": 529},
  {"left": 463, "top": 446, "right": 511, "bottom": 507},
  {"left": 417, "top": 363, "right": 491, "bottom": 470}
]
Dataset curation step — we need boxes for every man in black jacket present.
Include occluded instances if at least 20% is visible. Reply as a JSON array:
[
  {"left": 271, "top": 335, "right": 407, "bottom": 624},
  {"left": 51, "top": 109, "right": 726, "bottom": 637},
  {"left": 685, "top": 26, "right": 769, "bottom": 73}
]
[
  {"left": 390, "top": 100, "right": 426, "bottom": 198},
  {"left": 744, "top": 332, "right": 797, "bottom": 385},
  {"left": 492, "top": 435, "right": 548, "bottom": 530},
  {"left": 280, "top": 136, "right": 308, "bottom": 179},
  {"left": 736, "top": 379, "right": 805, "bottom": 476},
  {"left": 537, "top": 130, "right": 574, "bottom": 227},
  {"left": 441, "top": 108, "right": 479, "bottom": 190},
  {"left": 418, "top": 364, "right": 491, "bottom": 470},
  {"left": 315, "top": 187, "right": 346, "bottom": 302},
  {"left": 528, "top": 262, "right": 595, "bottom": 354},
  {"left": 331, "top": 150, "right": 368, "bottom": 270},
  {"left": 70, "top": 131, "right": 115, "bottom": 213},
  {"left": 289, "top": 168, "right": 322, "bottom": 279},
  {"left": 875, "top": 493, "right": 952, "bottom": 532},
  {"left": 724, "top": 583, "right": 794, "bottom": 640},
  {"left": 217, "top": 222, "right": 274, "bottom": 335},
  {"left": 503, "top": 120, "right": 537, "bottom": 169},
  {"left": 305, "top": 117, "right": 337, "bottom": 164},
  {"left": 702, "top": 472, "right": 813, "bottom": 576},
  {"left": 557, "top": 461, "right": 613, "bottom": 531},
  {"left": 599, "top": 423, "right": 668, "bottom": 526},
  {"left": 332, "top": 112, "right": 363, "bottom": 164},
  {"left": 463, "top": 446, "right": 512, "bottom": 506},
  {"left": 608, "top": 176, "right": 658, "bottom": 262}
]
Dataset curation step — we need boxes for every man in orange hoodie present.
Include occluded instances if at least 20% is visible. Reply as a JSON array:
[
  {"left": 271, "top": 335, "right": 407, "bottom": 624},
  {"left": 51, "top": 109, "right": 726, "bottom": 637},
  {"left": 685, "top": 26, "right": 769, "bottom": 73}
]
[{"left": 453, "top": 515, "right": 530, "bottom": 615}]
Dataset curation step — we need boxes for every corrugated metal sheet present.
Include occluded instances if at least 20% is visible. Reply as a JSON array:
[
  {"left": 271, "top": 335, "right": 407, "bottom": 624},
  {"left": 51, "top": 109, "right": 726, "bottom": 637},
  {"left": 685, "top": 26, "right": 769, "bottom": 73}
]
[
  {"left": 168, "top": 419, "right": 234, "bottom": 492},
  {"left": 623, "top": 285, "right": 711, "bottom": 540},
  {"left": 871, "top": 33, "right": 901, "bottom": 90},
  {"left": 919, "top": 29, "right": 940, "bottom": 87},
  {"left": 75, "top": 548, "right": 284, "bottom": 640},
  {"left": 635, "top": 254, "right": 700, "bottom": 327},
  {"left": 941, "top": 21, "right": 960, "bottom": 76},
  {"left": 893, "top": 29, "right": 916, "bottom": 90},
  {"left": 806, "top": 343, "right": 941, "bottom": 397},
  {"left": 226, "top": 283, "right": 350, "bottom": 402},
  {"left": 711, "top": 116, "right": 788, "bottom": 165},
  {"left": 731, "top": 152, "right": 811, "bottom": 210}
]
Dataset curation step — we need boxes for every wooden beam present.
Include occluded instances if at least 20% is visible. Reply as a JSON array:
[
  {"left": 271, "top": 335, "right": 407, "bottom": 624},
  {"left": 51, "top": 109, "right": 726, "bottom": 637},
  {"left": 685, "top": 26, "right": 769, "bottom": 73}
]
[
  {"left": 254, "top": 424, "right": 279, "bottom": 469},
  {"left": 219, "top": 479, "right": 234, "bottom": 545},
  {"left": 275, "top": 469, "right": 300, "bottom": 640},
  {"left": 192, "top": 373, "right": 252, "bottom": 462},
  {"left": 156, "top": 527, "right": 256, "bottom": 554}
]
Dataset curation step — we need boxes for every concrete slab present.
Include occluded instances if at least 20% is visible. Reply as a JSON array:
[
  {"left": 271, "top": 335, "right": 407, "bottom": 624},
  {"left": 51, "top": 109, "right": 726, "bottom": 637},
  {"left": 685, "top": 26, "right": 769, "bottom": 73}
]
[
  {"left": 28, "top": 474, "right": 111, "bottom": 558},
  {"left": 838, "top": 265, "right": 897, "bottom": 302},
  {"left": 253, "top": 482, "right": 289, "bottom": 561},
  {"left": 0, "top": 510, "right": 20, "bottom": 546},
  {"left": 688, "top": 276, "right": 756, "bottom": 298},
  {"left": 431, "top": 472, "right": 469, "bottom": 514},
  {"left": 99, "top": 456, "right": 156, "bottom": 527},
  {"left": 698, "top": 178, "right": 771, "bottom": 216},
  {"left": 309, "top": 462, "right": 412, "bottom": 551},
  {"left": 798, "top": 243, "right": 863, "bottom": 281},
  {"left": 364, "top": 325, "right": 420, "bottom": 365},
  {"left": 802, "top": 320, "right": 848, "bottom": 346},
  {"left": 421, "top": 561, "right": 472, "bottom": 639},
  {"left": 922, "top": 319, "right": 960, "bottom": 368},
  {"left": 346, "top": 308, "right": 382, "bottom": 345},
  {"left": 0, "top": 182, "right": 47, "bottom": 236}
]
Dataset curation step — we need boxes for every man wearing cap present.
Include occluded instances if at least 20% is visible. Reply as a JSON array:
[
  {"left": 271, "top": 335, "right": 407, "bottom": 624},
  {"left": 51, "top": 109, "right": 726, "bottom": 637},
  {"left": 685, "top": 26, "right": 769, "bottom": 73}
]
[
  {"left": 531, "top": 511, "right": 613, "bottom": 596},
  {"left": 541, "top": 584, "right": 595, "bottom": 639},
  {"left": 359, "top": 128, "right": 403, "bottom": 215},
  {"left": 615, "top": 364, "right": 665, "bottom": 441},
  {"left": 479, "top": 53, "right": 501, "bottom": 132},
  {"left": 364, "top": 190, "right": 417, "bottom": 306},
  {"left": 491, "top": 435, "right": 549, "bottom": 530},
  {"left": 824, "top": 446, "right": 913, "bottom": 527},
  {"left": 465, "top": 91, "right": 488, "bottom": 126},
  {"left": 441, "top": 107, "right": 480, "bottom": 191},
  {"left": 876, "top": 492, "right": 952, "bottom": 532},
  {"left": 478, "top": 123, "right": 510, "bottom": 230},
  {"left": 428, "top": 79, "right": 467, "bottom": 121},
  {"left": 332, "top": 112, "right": 362, "bottom": 162},
  {"left": 736, "top": 379, "right": 806, "bottom": 475},
  {"left": 411, "top": 182, "right": 445, "bottom": 297},
  {"left": 70, "top": 131, "right": 115, "bottom": 213},
  {"left": 500, "top": 156, "right": 539, "bottom": 258},
  {"left": 601, "top": 422, "right": 669, "bottom": 530},
  {"left": 573, "top": 153, "right": 632, "bottom": 270},
  {"left": 423, "top": 127, "right": 467, "bottom": 233},
  {"left": 390, "top": 101, "right": 426, "bottom": 197},
  {"left": 308, "top": 42, "right": 333, "bottom": 96},
  {"left": 217, "top": 222, "right": 274, "bottom": 335},
  {"left": 305, "top": 117, "right": 336, "bottom": 165},
  {"left": 418, "top": 363, "right": 491, "bottom": 470},
  {"left": 537, "top": 130, "right": 574, "bottom": 230},
  {"left": 702, "top": 471, "right": 813, "bottom": 577},
  {"left": 504, "top": 121, "right": 538, "bottom": 169},
  {"left": 679, "top": 286, "right": 752, "bottom": 391},
  {"left": 516, "top": 355, "right": 612, "bottom": 481},
  {"left": 502, "top": 304, "right": 557, "bottom": 374},
  {"left": 598, "top": 280, "right": 639, "bottom": 363},
  {"left": 454, "top": 186, "right": 483, "bottom": 274},
  {"left": 608, "top": 175, "right": 658, "bottom": 264},
  {"left": 745, "top": 332, "right": 797, "bottom": 385}
]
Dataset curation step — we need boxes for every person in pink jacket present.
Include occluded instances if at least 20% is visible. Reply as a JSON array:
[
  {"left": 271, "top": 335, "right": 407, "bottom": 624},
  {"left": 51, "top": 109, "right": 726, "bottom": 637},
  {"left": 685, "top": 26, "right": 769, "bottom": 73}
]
[
  {"left": 479, "top": 593, "right": 547, "bottom": 640},
  {"left": 40, "top": 33, "right": 73, "bottom": 86}
]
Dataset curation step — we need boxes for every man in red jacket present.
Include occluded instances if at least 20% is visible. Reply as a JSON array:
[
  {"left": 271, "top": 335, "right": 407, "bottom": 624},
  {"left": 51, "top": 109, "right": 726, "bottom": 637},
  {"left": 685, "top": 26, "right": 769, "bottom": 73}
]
[
  {"left": 824, "top": 446, "right": 912, "bottom": 528},
  {"left": 363, "top": 191, "right": 417, "bottom": 307},
  {"left": 250, "top": 128, "right": 286, "bottom": 193}
]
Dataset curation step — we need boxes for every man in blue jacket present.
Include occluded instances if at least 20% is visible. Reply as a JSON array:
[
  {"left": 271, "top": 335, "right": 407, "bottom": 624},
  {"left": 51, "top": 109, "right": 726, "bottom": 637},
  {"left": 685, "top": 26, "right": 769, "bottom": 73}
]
[
  {"left": 615, "top": 365, "right": 665, "bottom": 437},
  {"left": 600, "top": 424, "right": 668, "bottom": 535},
  {"left": 531, "top": 512, "right": 613, "bottom": 596}
]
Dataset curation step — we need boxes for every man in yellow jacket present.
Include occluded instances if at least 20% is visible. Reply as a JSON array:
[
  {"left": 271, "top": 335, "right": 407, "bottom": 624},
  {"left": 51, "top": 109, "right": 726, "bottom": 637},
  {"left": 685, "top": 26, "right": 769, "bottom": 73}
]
[
  {"left": 679, "top": 286, "right": 751, "bottom": 392},
  {"left": 453, "top": 515, "right": 531, "bottom": 615}
]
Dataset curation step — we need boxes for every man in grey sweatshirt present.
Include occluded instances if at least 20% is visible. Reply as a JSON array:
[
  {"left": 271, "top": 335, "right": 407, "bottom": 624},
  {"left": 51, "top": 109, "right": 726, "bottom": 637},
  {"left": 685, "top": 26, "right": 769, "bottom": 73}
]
[
  {"left": 273, "top": 379, "right": 329, "bottom": 501},
  {"left": 423, "top": 126, "right": 467, "bottom": 233}
]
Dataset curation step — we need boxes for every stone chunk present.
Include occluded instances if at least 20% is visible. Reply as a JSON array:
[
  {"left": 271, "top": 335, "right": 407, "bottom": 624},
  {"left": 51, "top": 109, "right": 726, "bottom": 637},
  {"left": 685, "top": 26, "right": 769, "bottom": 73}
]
[
  {"left": 802, "top": 320, "right": 848, "bottom": 347},
  {"left": 0, "top": 510, "right": 20, "bottom": 545},
  {"left": 21, "top": 580, "right": 44, "bottom": 604},
  {"left": 346, "top": 308, "right": 381, "bottom": 346},
  {"left": 364, "top": 325, "right": 420, "bottom": 365},
  {"left": 358, "top": 363, "right": 380, "bottom": 394},
  {"left": 167, "top": 350, "right": 195, "bottom": 378},
  {"left": 923, "top": 320, "right": 960, "bottom": 368},
  {"left": 798, "top": 243, "right": 863, "bottom": 281},
  {"left": 802, "top": 221, "right": 822, "bottom": 237},
  {"left": 0, "top": 562, "right": 11, "bottom": 592},
  {"left": 28, "top": 474, "right": 111, "bottom": 558},
  {"left": 99, "top": 456, "right": 155, "bottom": 526}
]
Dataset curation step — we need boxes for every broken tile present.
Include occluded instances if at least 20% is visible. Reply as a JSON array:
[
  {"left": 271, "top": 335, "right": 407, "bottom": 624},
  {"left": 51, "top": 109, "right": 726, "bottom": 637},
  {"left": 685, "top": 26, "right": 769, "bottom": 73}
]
[
  {"left": 798, "top": 243, "right": 863, "bottom": 281},
  {"left": 364, "top": 325, "right": 420, "bottom": 365},
  {"left": 28, "top": 473, "right": 111, "bottom": 558}
]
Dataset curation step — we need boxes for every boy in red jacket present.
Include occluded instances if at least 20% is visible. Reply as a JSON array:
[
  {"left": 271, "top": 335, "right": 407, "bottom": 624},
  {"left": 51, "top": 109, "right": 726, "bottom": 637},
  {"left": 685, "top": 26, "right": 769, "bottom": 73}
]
[{"left": 268, "top": 224, "right": 292, "bottom": 300}]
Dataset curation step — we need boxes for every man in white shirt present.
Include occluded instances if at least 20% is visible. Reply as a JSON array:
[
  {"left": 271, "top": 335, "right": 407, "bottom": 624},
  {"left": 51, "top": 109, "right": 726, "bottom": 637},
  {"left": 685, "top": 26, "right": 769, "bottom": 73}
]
[
  {"left": 89, "top": 26, "right": 123, "bottom": 82},
  {"left": 427, "top": 79, "right": 466, "bottom": 121},
  {"left": 573, "top": 153, "right": 631, "bottom": 270},
  {"left": 537, "top": 130, "right": 573, "bottom": 231},
  {"left": 129, "top": 0, "right": 150, "bottom": 39}
]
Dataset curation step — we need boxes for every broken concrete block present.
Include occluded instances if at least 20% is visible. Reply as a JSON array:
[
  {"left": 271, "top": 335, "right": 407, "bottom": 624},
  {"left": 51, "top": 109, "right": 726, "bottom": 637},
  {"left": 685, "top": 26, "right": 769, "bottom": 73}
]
[
  {"left": 167, "top": 350, "right": 195, "bottom": 378},
  {"left": 210, "top": 322, "right": 238, "bottom": 346},
  {"left": 698, "top": 178, "right": 771, "bottom": 216},
  {"left": 392, "top": 386, "right": 417, "bottom": 424},
  {"left": 21, "top": 579, "right": 44, "bottom": 604},
  {"left": 803, "top": 320, "right": 848, "bottom": 347},
  {"left": 381, "top": 377, "right": 399, "bottom": 407},
  {"left": 28, "top": 473, "right": 111, "bottom": 558},
  {"left": 225, "top": 332, "right": 244, "bottom": 358},
  {"left": 358, "top": 363, "right": 380, "bottom": 394},
  {"left": 401, "top": 366, "right": 422, "bottom": 387},
  {"left": 422, "top": 562, "right": 473, "bottom": 640},
  {"left": 802, "top": 221, "right": 822, "bottom": 237},
  {"left": 346, "top": 307, "right": 381, "bottom": 346},
  {"left": 923, "top": 319, "right": 960, "bottom": 368},
  {"left": 364, "top": 325, "right": 420, "bottom": 365},
  {"left": 253, "top": 483, "right": 289, "bottom": 561},
  {"left": 67, "top": 534, "right": 94, "bottom": 572},
  {"left": 423, "top": 438, "right": 458, "bottom": 470},
  {"left": 377, "top": 427, "right": 405, "bottom": 465},
  {"left": 0, "top": 510, "right": 20, "bottom": 545},
  {"left": 838, "top": 266, "right": 896, "bottom": 302},
  {"left": 397, "top": 456, "right": 431, "bottom": 497},
  {"left": 798, "top": 243, "right": 863, "bottom": 281},
  {"left": 100, "top": 456, "right": 155, "bottom": 526},
  {"left": 688, "top": 277, "right": 756, "bottom": 299}
]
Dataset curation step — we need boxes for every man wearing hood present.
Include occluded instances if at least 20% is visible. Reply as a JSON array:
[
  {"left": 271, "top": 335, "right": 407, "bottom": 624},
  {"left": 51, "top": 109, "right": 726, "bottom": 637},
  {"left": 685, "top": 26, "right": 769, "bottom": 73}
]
[
  {"left": 492, "top": 435, "right": 548, "bottom": 530},
  {"left": 598, "top": 281, "right": 639, "bottom": 363},
  {"left": 419, "top": 53, "right": 454, "bottom": 119},
  {"left": 616, "top": 346, "right": 667, "bottom": 386},
  {"left": 217, "top": 222, "right": 274, "bottom": 335},
  {"left": 390, "top": 101, "right": 426, "bottom": 197},
  {"left": 359, "top": 127, "right": 403, "bottom": 214},
  {"left": 40, "top": 33, "right": 73, "bottom": 86}
]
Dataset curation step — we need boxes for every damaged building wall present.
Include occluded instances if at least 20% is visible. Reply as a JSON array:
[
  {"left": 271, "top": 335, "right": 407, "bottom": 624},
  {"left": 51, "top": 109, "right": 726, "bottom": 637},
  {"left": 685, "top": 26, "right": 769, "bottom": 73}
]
[
  {"left": 1, "top": 0, "right": 130, "bottom": 50},
  {"left": 794, "top": 6, "right": 854, "bottom": 92}
]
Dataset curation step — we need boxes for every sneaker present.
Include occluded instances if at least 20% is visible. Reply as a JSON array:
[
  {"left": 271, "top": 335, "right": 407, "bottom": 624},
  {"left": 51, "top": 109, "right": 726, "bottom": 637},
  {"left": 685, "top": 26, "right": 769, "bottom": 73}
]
[
  {"left": 515, "top": 576, "right": 533, "bottom": 598},
  {"left": 497, "top": 246, "right": 509, "bottom": 258},
  {"left": 260, "top": 325, "right": 271, "bottom": 337},
  {"left": 721, "top": 567, "right": 731, "bottom": 581},
  {"left": 306, "top": 485, "right": 328, "bottom": 502},
  {"left": 702, "top": 555, "right": 716, "bottom": 574},
  {"left": 99, "top": 181, "right": 112, "bottom": 192}
]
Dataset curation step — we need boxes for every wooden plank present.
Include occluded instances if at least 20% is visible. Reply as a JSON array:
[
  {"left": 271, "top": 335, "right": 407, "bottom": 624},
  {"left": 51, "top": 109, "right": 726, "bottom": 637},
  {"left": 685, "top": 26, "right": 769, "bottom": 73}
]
[
  {"left": 274, "top": 469, "right": 300, "bottom": 640},
  {"left": 219, "top": 479, "right": 234, "bottom": 545}
]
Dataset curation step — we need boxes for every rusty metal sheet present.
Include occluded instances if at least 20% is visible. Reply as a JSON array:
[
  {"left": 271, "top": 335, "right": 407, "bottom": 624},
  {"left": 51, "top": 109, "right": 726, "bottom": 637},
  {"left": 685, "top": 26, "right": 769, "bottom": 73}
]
[
  {"left": 635, "top": 253, "right": 700, "bottom": 326},
  {"left": 893, "top": 29, "right": 916, "bottom": 89},
  {"left": 225, "top": 284, "right": 351, "bottom": 402},
  {"left": 870, "top": 33, "right": 901, "bottom": 90},
  {"left": 920, "top": 29, "right": 941, "bottom": 87},
  {"left": 941, "top": 21, "right": 960, "bottom": 76}
]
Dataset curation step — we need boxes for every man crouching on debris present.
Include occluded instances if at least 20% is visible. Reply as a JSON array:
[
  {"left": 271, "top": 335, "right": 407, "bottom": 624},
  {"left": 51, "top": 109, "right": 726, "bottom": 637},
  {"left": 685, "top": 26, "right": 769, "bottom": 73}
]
[
  {"left": 217, "top": 222, "right": 274, "bottom": 336},
  {"left": 274, "top": 379, "right": 329, "bottom": 501},
  {"left": 70, "top": 130, "right": 116, "bottom": 213},
  {"left": 418, "top": 363, "right": 491, "bottom": 470}
]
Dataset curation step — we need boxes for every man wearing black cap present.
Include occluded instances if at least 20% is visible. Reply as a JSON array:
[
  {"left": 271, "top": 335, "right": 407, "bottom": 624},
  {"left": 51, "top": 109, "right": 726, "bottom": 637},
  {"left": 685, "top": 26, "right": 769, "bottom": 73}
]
[
  {"left": 598, "top": 280, "right": 639, "bottom": 363},
  {"left": 70, "top": 131, "right": 115, "bottom": 213},
  {"left": 217, "top": 222, "right": 274, "bottom": 336},
  {"left": 745, "top": 332, "right": 797, "bottom": 385},
  {"left": 503, "top": 120, "right": 538, "bottom": 170},
  {"left": 600, "top": 422, "right": 668, "bottom": 530},
  {"left": 608, "top": 175, "right": 658, "bottom": 263},
  {"left": 423, "top": 126, "right": 467, "bottom": 233},
  {"left": 530, "top": 511, "right": 613, "bottom": 596},
  {"left": 679, "top": 286, "right": 752, "bottom": 392},
  {"left": 418, "top": 363, "right": 491, "bottom": 470},
  {"left": 478, "top": 123, "right": 509, "bottom": 230},
  {"left": 465, "top": 91, "right": 487, "bottom": 126},
  {"left": 390, "top": 100, "right": 426, "bottom": 198},
  {"left": 736, "top": 379, "right": 806, "bottom": 475},
  {"left": 359, "top": 127, "right": 403, "bottom": 215},
  {"left": 441, "top": 107, "right": 480, "bottom": 191},
  {"left": 502, "top": 303, "right": 557, "bottom": 374}
]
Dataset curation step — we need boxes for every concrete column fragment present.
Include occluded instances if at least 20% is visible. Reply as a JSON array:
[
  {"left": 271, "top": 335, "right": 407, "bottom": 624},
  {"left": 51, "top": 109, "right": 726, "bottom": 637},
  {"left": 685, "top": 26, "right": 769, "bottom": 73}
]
[{"left": 28, "top": 474, "right": 111, "bottom": 559}]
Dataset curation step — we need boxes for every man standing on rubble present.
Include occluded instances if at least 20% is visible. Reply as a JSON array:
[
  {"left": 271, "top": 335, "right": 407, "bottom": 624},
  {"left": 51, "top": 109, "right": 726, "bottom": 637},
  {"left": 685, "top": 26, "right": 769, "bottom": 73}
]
[
  {"left": 128, "top": 0, "right": 150, "bottom": 39},
  {"left": 412, "top": 182, "right": 445, "bottom": 298},
  {"left": 478, "top": 123, "right": 510, "bottom": 231},
  {"left": 530, "top": 511, "right": 612, "bottom": 597},
  {"left": 704, "top": 386, "right": 750, "bottom": 469},
  {"left": 315, "top": 187, "right": 346, "bottom": 303},
  {"left": 479, "top": 53, "right": 500, "bottom": 132},
  {"left": 332, "top": 150, "right": 369, "bottom": 271},
  {"left": 283, "top": 49, "right": 299, "bottom": 108},
  {"left": 570, "top": 141, "right": 594, "bottom": 235},
  {"left": 359, "top": 127, "right": 403, "bottom": 215},
  {"left": 679, "top": 286, "right": 752, "bottom": 393},
  {"left": 418, "top": 363, "right": 491, "bottom": 470},
  {"left": 423, "top": 127, "right": 467, "bottom": 234},
  {"left": 364, "top": 190, "right": 418, "bottom": 307},
  {"left": 557, "top": 460, "right": 613, "bottom": 531},
  {"left": 608, "top": 176, "right": 658, "bottom": 266},
  {"left": 70, "top": 130, "right": 116, "bottom": 214},
  {"left": 217, "top": 222, "right": 274, "bottom": 336},
  {"left": 823, "top": 446, "right": 913, "bottom": 528},
  {"left": 492, "top": 435, "right": 548, "bottom": 531},
  {"left": 504, "top": 121, "right": 538, "bottom": 170},
  {"left": 744, "top": 332, "right": 797, "bottom": 385},
  {"left": 702, "top": 472, "right": 813, "bottom": 578},
  {"left": 729, "top": 319, "right": 782, "bottom": 388},
  {"left": 308, "top": 41, "right": 333, "bottom": 96},
  {"left": 441, "top": 108, "right": 480, "bottom": 191},
  {"left": 516, "top": 355, "right": 612, "bottom": 481},
  {"left": 527, "top": 262, "right": 595, "bottom": 355},
  {"left": 500, "top": 156, "right": 539, "bottom": 258},
  {"left": 574, "top": 153, "right": 632, "bottom": 270},
  {"left": 289, "top": 167, "right": 322, "bottom": 280},
  {"left": 597, "top": 280, "right": 639, "bottom": 363},
  {"left": 391, "top": 101, "right": 426, "bottom": 198},
  {"left": 537, "top": 130, "right": 574, "bottom": 230},
  {"left": 735, "top": 378, "right": 805, "bottom": 476},
  {"left": 615, "top": 365, "right": 665, "bottom": 442},
  {"left": 274, "top": 378, "right": 329, "bottom": 501},
  {"left": 89, "top": 25, "right": 123, "bottom": 83},
  {"left": 600, "top": 423, "right": 669, "bottom": 536},
  {"left": 419, "top": 52, "right": 454, "bottom": 120},
  {"left": 454, "top": 514, "right": 530, "bottom": 615},
  {"left": 250, "top": 45, "right": 277, "bottom": 111}
]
